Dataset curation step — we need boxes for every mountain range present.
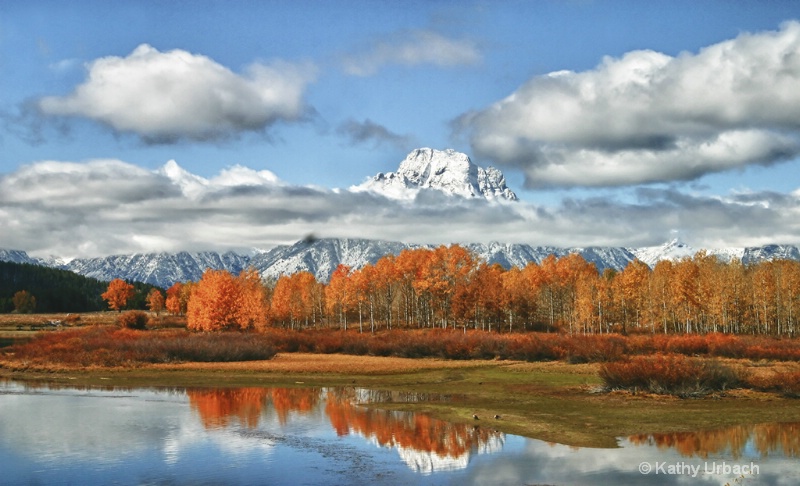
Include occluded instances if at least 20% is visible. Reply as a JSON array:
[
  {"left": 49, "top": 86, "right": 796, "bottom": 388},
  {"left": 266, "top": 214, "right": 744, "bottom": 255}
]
[
  {"left": 3, "top": 148, "right": 800, "bottom": 288},
  {"left": 3, "top": 238, "right": 800, "bottom": 289}
]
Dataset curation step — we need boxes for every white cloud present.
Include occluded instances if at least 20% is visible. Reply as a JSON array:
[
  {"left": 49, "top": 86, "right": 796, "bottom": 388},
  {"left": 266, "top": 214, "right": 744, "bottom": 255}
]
[
  {"left": 342, "top": 30, "right": 481, "bottom": 76},
  {"left": 457, "top": 21, "right": 800, "bottom": 188},
  {"left": 37, "top": 44, "right": 316, "bottom": 143},
  {"left": 3, "top": 159, "right": 800, "bottom": 258}
]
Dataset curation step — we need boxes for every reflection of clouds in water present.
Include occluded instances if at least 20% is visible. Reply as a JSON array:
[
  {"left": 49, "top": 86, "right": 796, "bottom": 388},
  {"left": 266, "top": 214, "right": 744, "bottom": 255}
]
[
  {"left": 0, "top": 385, "right": 186, "bottom": 464},
  {"left": 0, "top": 384, "right": 277, "bottom": 468},
  {"left": 396, "top": 435, "right": 505, "bottom": 474},
  {"left": 161, "top": 418, "right": 276, "bottom": 466},
  {"left": 466, "top": 433, "right": 800, "bottom": 486}
]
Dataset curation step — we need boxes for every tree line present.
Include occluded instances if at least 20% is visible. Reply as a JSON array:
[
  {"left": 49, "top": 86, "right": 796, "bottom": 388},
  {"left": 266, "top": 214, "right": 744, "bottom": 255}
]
[
  {"left": 168, "top": 245, "right": 800, "bottom": 337},
  {"left": 0, "top": 260, "right": 162, "bottom": 313}
]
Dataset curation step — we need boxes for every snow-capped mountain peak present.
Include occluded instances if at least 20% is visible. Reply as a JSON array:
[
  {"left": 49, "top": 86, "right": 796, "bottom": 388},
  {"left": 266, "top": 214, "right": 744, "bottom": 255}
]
[
  {"left": 630, "top": 238, "right": 745, "bottom": 267},
  {"left": 355, "top": 148, "right": 517, "bottom": 201}
]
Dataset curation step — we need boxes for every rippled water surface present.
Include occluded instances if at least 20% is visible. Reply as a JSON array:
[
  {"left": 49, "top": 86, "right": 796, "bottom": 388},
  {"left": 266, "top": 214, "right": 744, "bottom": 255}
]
[{"left": 1, "top": 381, "right": 798, "bottom": 485}]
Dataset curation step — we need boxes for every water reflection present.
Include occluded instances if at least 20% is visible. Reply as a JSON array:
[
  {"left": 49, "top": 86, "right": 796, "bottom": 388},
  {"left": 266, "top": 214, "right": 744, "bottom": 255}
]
[
  {"left": 325, "top": 388, "right": 503, "bottom": 473},
  {"left": 185, "top": 386, "right": 503, "bottom": 473},
  {"left": 629, "top": 423, "right": 800, "bottom": 459},
  {"left": 2, "top": 381, "right": 799, "bottom": 485}
]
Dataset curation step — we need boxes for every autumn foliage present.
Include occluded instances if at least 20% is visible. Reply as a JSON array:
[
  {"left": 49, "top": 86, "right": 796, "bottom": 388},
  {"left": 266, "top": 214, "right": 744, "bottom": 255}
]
[
  {"left": 117, "top": 310, "right": 149, "bottom": 330},
  {"left": 12, "top": 290, "right": 36, "bottom": 313},
  {"left": 599, "top": 354, "right": 742, "bottom": 396},
  {"left": 168, "top": 245, "right": 800, "bottom": 339},
  {"left": 186, "top": 269, "right": 269, "bottom": 331},
  {"left": 101, "top": 278, "right": 135, "bottom": 312},
  {"left": 5, "top": 326, "right": 277, "bottom": 367}
]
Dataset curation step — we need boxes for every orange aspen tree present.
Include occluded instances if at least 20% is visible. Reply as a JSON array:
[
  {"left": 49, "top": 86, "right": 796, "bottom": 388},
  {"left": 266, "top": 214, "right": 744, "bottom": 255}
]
[
  {"left": 396, "top": 248, "right": 432, "bottom": 328},
  {"left": 556, "top": 253, "right": 598, "bottom": 335},
  {"left": 501, "top": 266, "right": 529, "bottom": 332},
  {"left": 650, "top": 260, "right": 674, "bottom": 334},
  {"left": 270, "top": 275, "right": 294, "bottom": 327},
  {"left": 352, "top": 264, "right": 379, "bottom": 333},
  {"left": 325, "top": 264, "right": 351, "bottom": 330},
  {"left": 235, "top": 268, "right": 269, "bottom": 331},
  {"left": 375, "top": 255, "right": 401, "bottom": 330},
  {"left": 419, "top": 245, "right": 476, "bottom": 329},
  {"left": 614, "top": 259, "right": 650, "bottom": 334},
  {"left": 186, "top": 269, "right": 240, "bottom": 331},
  {"left": 146, "top": 288, "right": 165, "bottom": 316},
  {"left": 672, "top": 257, "right": 701, "bottom": 334},
  {"left": 165, "top": 282, "right": 184, "bottom": 315},
  {"left": 101, "top": 278, "right": 135, "bottom": 312},
  {"left": 270, "top": 272, "right": 318, "bottom": 329}
]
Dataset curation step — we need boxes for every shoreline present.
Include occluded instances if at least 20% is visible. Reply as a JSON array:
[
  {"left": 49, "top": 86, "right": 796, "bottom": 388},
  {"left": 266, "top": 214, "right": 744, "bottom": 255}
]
[{"left": 3, "top": 352, "right": 799, "bottom": 448}]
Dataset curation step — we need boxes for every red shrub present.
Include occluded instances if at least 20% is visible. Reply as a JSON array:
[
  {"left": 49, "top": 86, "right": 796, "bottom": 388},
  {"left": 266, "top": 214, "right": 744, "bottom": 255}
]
[{"left": 600, "top": 354, "right": 741, "bottom": 397}]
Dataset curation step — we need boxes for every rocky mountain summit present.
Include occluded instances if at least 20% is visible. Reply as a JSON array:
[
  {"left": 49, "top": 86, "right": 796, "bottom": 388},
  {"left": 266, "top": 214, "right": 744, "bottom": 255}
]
[{"left": 356, "top": 148, "right": 517, "bottom": 201}]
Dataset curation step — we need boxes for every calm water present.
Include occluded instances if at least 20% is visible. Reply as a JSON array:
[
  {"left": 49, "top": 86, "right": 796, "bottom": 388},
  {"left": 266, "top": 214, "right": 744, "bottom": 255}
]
[{"left": 1, "top": 381, "right": 798, "bottom": 485}]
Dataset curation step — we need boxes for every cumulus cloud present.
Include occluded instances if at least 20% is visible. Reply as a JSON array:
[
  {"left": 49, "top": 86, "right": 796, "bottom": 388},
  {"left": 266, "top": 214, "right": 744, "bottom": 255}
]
[
  {"left": 342, "top": 30, "right": 481, "bottom": 76},
  {"left": 2, "top": 160, "right": 800, "bottom": 258},
  {"left": 336, "top": 118, "right": 412, "bottom": 149},
  {"left": 456, "top": 21, "right": 800, "bottom": 188},
  {"left": 37, "top": 44, "right": 316, "bottom": 143}
]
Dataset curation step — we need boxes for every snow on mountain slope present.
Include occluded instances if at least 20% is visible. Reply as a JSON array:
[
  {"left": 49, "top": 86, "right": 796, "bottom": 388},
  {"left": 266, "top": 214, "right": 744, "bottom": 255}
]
[
  {"left": 464, "top": 243, "right": 637, "bottom": 272},
  {"left": 0, "top": 249, "right": 66, "bottom": 267},
  {"left": 5, "top": 239, "right": 800, "bottom": 288},
  {"left": 631, "top": 238, "right": 745, "bottom": 267},
  {"left": 63, "top": 251, "right": 251, "bottom": 287},
  {"left": 742, "top": 245, "right": 800, "bottom": 265},
  {"left": 250, "top": 238, "right": 415, "bottom": 282},
  {"left": 0, "top": 249, "right": 43, "bottom": 265},
  {"left": 355, "top": 148, "right": 517, "bottom": 201}
]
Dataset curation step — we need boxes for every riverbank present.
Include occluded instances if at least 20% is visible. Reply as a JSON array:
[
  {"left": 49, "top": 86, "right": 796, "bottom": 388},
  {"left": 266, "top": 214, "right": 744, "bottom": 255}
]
[{"left": 3, "top": 352, "right": 799, "bottom": 448}]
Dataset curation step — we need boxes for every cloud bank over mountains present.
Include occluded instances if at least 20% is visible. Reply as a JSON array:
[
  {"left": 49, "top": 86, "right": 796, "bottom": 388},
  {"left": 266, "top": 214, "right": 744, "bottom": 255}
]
[
  {"left": 457, "top": 21, "right": 800, "bottom": 188},
  {"left": 3, "top": 154, "right": 800, "bottom": 259}
]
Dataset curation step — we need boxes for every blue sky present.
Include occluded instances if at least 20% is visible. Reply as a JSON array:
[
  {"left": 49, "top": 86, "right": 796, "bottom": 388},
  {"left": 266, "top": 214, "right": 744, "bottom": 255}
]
[{"left": 2, "top": 1, "right": 800, "bottom": 257}]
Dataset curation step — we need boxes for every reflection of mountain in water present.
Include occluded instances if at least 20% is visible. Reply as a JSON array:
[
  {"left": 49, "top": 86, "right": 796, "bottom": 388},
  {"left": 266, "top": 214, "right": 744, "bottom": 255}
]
[
  {"left": 186, "top": 386, "right": 504, "bottom": 472},
  {"left": 628, "top": 423, "right": 800, "bottom": 459}
]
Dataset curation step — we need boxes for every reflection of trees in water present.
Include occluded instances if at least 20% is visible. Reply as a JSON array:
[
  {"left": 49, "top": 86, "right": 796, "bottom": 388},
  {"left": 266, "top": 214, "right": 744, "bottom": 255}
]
[
  {"left": 270, "top": 387, "right": 321, "bottom": 425},
  {"left": 187, "top": 387, "right": 321, "bottom": 428},
  {"left": 629, "top": 423, "right": 800, "bottom": 459},
  {"left": 186, "top": 386, "right": 502, "bottom": 463},
  {"left": 326, "top": 388, "right": 503, "bottom": 462},
  {"left": 188, "top": 388, "right": 271, "bottom": 429}
]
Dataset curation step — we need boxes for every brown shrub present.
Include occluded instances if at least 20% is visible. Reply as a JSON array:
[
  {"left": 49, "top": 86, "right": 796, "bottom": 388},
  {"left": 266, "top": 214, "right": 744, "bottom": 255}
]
[{"left": 117, "top": 311, "right": 149, "bottom": 330}]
